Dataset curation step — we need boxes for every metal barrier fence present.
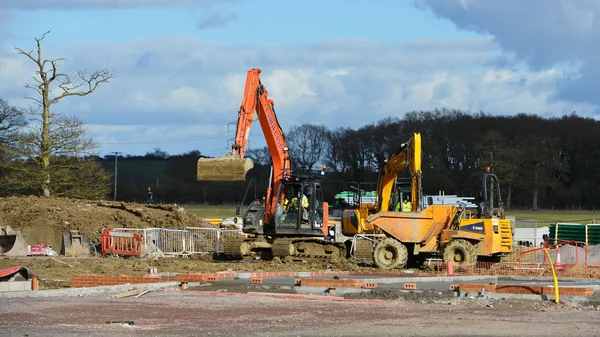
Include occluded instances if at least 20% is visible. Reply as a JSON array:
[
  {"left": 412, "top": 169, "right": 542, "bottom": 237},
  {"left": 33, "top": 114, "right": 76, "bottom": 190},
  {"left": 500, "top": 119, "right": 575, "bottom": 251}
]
[
  {"left": 217, "top": 229, "right": 246, "bottom": 253},
  {"left": 185, "top": 227, "right": 219, "bottom": 254},
  {"left": 108, "top": 227, "right": 243, "bottom": 257}
]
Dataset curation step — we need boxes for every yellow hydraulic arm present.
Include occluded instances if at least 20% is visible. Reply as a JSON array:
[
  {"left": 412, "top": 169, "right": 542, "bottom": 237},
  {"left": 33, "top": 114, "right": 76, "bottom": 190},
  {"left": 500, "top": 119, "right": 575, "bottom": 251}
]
[{"left": 376, "top": 133, "right": 422, "bottom": 212}]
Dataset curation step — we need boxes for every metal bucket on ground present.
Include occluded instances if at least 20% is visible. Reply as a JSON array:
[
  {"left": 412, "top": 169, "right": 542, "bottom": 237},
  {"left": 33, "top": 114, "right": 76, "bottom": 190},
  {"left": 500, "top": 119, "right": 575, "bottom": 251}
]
[
  {"left": 61, "top": 230, "right": 91, "bottom": 257},
  {"left": 197, "top": 153, "right": 254, "bottom": 181},
  {"left": 0, "top": 226, "right": 29, "bottom": 257}
]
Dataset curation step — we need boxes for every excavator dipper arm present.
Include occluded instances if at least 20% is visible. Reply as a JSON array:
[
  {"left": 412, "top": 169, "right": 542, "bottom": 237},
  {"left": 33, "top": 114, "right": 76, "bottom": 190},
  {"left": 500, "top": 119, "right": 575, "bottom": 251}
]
[
  {"left": 376, "top": 133, "right": 422, "bottom": 212},
  {"left": 197, "top": 69, "right": 265, "bottom": 181}
]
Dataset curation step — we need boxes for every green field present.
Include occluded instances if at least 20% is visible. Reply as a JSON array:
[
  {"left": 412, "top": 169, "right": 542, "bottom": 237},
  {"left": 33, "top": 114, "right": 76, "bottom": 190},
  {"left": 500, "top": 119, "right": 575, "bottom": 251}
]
[
  {"left": 182, "top": 204, "right": 239, "bottom": 218},
  {"left": 182, "top": 204, "right": 599, "bottom": 224},
  {"left": 506, "top": 210, "right": 599, "bottom": 223}
]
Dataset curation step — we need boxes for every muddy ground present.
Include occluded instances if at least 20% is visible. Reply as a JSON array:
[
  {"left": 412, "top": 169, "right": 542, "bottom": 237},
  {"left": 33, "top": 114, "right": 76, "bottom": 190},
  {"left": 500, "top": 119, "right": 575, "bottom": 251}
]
[
  {"left": 0, "top": 255, "right": 378, "bottom": 289},
  {"left": 2, "top": 196, "right": 599, "bottom": 291},
  {"left": 0, "top": 196, "right": 381, "bottom": 289}
]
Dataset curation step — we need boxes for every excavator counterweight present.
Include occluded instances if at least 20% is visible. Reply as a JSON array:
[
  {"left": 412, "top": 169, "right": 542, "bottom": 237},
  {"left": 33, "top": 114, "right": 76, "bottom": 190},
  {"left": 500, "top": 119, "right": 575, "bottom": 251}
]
[{"left": 197, "top": 153, "right": 254, "bottom": 181}]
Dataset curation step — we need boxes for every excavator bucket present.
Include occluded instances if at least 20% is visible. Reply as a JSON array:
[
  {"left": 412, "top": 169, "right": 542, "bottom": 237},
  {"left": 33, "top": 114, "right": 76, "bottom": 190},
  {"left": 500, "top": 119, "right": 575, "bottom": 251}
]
[
  {"left": 0, "top": 226, "right": 29, "bottom": 257},
  {"left": 197, "top": 153, "right": 254, "bottom": 181},
  {"left": 61, "top": 230, "right": 90, "bottom": 257}
]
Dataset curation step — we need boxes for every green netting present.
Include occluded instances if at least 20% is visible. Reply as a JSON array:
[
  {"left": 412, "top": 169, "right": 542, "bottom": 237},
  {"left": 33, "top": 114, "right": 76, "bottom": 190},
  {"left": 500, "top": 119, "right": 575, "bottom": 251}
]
[
  {"left": 549, "top": 223, "right": 600, "bottom": 245},
  {"left": 334, "top": 190, "right": 377, "bottom": 199}
]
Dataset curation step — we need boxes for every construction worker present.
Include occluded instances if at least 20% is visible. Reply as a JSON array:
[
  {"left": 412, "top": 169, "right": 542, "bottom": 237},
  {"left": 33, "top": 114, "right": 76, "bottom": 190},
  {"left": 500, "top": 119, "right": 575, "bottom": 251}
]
[
  {"left": 146, "top": 187, "right": 154, "bottom": 204},
  {"left": 288, "top": 193, "right": 300, "bottom": 211},
  {"left": 402, "top": 197, "right": 412, "bottom": 212},
  {"left": 288, "top": 192, "right": 308, "bottom": 210},
  {"left": 299, "top": 192, "right": 309, "bottom": 221}
]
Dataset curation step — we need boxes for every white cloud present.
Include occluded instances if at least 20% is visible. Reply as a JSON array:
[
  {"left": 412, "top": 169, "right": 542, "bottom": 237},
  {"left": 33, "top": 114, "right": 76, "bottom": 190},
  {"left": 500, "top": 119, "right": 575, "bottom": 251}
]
[
  {"left": 415, "top": 0, "right": 600, "bottom": 106},
  {"left": 1, "top": 34, "right": 596, "bottom": 156}
]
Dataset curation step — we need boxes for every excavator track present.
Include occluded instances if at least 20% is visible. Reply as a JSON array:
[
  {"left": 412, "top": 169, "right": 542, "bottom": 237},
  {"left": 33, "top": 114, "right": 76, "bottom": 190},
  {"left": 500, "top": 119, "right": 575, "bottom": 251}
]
[
  {"left": 293, "top": 239, "right": 345, "bottom": 259},
  {"left": 271, "top": 238, "right": 346, "bottom": 260},
  {"left": 271, "top": 238, "right": 295, "bottom": 258},
  {"left": 221, "top": 236, "right": 246, "bottom": 259}
]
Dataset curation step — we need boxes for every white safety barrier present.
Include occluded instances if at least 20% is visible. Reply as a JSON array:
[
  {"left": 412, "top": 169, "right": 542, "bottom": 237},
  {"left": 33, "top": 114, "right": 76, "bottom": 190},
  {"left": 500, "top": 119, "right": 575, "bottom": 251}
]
[
  {"left": 109, "top": 227, "right": 243, "bottom": 257},
  {"left": 185, "top": 227, "right": 220, "bottom": 254},
  {"left": 217, "top": 229, "right": 247, "bottom": 253}
]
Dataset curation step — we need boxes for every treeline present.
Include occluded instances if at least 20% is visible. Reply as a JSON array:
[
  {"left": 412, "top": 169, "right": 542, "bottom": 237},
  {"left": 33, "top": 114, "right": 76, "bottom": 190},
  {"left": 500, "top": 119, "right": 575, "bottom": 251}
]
[
  {"left": 2, "top": 105, "right": 599, "bottom": 210},
  {"left": 95, "top": 109, "right": 599, "bottom": 210}
]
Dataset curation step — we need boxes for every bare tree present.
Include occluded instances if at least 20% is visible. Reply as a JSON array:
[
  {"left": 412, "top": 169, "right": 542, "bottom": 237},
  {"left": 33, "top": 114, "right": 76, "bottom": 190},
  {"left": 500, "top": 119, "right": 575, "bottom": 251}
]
[
  {"left": 15, "top": 30, "right": 114, "bottom": 196},
  {"left": 0, "top": 99, "right": 26, "bottom": 145},
  {"left": 246, "top": 146, "right": 271, "bottom": 166},
  {"left": 286, "top": 124, "right": 328, "bottom": 171}
]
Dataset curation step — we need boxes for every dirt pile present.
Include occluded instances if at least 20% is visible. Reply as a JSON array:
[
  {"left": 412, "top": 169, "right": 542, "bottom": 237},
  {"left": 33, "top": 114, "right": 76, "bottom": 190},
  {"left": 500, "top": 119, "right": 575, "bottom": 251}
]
[{"left": 0, "top": 196, "right": 215, "bottom": 250}]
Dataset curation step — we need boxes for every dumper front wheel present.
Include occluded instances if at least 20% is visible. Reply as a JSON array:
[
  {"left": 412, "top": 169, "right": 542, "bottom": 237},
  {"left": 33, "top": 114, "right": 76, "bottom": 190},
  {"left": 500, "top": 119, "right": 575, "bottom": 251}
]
[
  {"left": 443, "top": 239, "right": 477, "bottom": 264},
  {"left": 373, "top": 238, "right": 408, "bottom": 270}
]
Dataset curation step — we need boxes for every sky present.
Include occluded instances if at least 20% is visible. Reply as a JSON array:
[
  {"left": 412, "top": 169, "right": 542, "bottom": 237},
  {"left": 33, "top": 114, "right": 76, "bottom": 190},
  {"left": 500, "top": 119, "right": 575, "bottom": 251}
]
[{"left": 0, "top": 0, "right": 598, "bottom": 157}]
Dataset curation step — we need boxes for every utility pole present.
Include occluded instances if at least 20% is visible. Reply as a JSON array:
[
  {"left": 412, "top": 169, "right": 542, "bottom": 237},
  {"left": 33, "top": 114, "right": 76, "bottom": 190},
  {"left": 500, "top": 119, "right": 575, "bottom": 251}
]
[{"left": 113, "top": 152, "right": 121, "bottom": 200}]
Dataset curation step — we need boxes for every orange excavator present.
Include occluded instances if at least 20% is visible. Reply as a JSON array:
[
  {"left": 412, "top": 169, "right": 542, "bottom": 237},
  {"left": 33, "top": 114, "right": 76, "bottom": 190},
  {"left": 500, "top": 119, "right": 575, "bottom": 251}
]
[{"left": 197, "top": 68, "right": 345, "bottom": 259}]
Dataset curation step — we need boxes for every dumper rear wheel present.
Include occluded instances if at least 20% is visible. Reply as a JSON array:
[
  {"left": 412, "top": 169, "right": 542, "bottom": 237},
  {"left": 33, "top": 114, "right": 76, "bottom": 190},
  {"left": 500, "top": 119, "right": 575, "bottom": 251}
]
[
  {"left": 373, "top": 238, "right": 408, "bottom": 269},
  {"left": 443, "top": 239, "right": 477, "bottom": 264}
]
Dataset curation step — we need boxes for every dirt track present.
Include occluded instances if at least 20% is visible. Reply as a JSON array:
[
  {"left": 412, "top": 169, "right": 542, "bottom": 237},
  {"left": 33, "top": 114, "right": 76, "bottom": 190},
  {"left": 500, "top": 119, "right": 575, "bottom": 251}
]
[
  {"left": 0, "top": 256, "right": 376, "bottom": 289},
  {"left": 1, "top": 291, "right": 599, "bottom": 336}
]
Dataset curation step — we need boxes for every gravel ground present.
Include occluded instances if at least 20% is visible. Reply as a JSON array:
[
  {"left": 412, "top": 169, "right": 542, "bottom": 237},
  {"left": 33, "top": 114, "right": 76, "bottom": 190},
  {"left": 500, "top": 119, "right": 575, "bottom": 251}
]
[{"left": 1, "top": 290, "right": 599, "bottom": 336}]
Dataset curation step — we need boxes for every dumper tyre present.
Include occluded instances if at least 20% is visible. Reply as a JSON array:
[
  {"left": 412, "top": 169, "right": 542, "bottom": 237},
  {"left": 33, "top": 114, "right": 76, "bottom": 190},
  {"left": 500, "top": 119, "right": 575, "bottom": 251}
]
[
  {"left": 373, "top": 238, "right": 408, "bottom": 270},
  {"left": 443, "top": 239, "right": 477, "bottom": 264}
]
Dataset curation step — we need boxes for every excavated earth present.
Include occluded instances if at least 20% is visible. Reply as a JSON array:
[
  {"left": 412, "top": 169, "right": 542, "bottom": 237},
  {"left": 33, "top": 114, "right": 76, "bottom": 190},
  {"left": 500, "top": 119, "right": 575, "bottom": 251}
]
[
  {"left": 0, "top": 196, "right": 377, "bottom": 289},
  {"left": 0, "top": 195, "right": 214, "bottom": 250}
]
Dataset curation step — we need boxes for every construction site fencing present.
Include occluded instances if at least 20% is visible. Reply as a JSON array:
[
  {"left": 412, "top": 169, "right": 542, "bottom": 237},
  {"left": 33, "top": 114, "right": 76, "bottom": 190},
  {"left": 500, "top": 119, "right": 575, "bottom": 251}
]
[
  {"left": 516, "top": 240, "right": 588, "bottom": 266},
  {"left": 428, "top": 241, "right": 600, "bottom": 279},
  {"left": 185, "top": 227, "right": 220, "bottom": 254},
  {"left": 107, "top": 227, "right": 242, "bottom": 257},
  {"left": 100, "top": 229, "right": 143, "bottom": 257},
  {"left": 217, "top": 229, "right": 247, "bottom": 253},
  {"left": 431, "top": 260, "right": 600, "bottom": 279}
]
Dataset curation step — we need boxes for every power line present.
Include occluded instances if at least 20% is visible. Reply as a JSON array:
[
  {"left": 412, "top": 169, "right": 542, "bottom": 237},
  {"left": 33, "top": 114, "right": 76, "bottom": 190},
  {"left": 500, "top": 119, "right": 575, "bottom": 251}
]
[
  {"left": 98, "top": 133, "right": 230, "bottom": 145},
  {"left": 97, "top": 133, "right": 263, "bottom": 146}
]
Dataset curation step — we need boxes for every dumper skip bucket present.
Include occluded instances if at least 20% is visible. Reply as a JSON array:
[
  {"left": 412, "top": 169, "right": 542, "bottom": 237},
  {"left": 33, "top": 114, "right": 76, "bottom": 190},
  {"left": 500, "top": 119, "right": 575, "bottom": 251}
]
[{"left": 197, "top": 153, "right": 254, "bottom": 181}]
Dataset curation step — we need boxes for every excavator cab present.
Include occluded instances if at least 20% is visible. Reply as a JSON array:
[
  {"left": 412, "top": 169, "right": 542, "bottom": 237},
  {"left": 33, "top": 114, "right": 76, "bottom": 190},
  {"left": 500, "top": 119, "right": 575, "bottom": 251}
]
[
  {"left": 242, "top": 175, "right": 326, "bottom": 236},
  {"left": 276, "top": 180, "right": 325, "bottom": 233}
]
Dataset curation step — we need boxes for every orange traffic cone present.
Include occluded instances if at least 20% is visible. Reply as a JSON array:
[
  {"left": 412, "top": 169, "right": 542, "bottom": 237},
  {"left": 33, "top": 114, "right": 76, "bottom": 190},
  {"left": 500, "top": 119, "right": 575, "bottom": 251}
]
[{"left": 554, "top": 246, "right": 564, "bottom": 271}]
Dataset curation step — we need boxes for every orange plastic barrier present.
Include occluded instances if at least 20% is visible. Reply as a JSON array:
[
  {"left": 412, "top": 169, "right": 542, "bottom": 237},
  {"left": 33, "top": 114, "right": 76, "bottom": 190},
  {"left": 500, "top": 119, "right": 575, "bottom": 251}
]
[{"left": 101, "top": 228, "right": 143, "bottom": 257}]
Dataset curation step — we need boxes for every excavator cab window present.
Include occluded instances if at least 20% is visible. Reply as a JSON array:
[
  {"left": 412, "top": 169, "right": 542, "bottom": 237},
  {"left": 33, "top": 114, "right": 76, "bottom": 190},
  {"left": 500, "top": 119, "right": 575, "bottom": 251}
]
[
  {"left": 276, "top": 182, "right": 309, "bottom": 229},
  {"left": 275, "top": 180, "right": 324, "bottom": 231}
]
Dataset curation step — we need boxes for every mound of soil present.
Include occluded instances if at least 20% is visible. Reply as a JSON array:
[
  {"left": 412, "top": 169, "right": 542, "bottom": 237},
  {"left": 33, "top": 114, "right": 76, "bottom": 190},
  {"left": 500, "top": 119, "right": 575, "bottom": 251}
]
[{"left": 0, "top": 196, "right": 215, "bottom": 250}]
